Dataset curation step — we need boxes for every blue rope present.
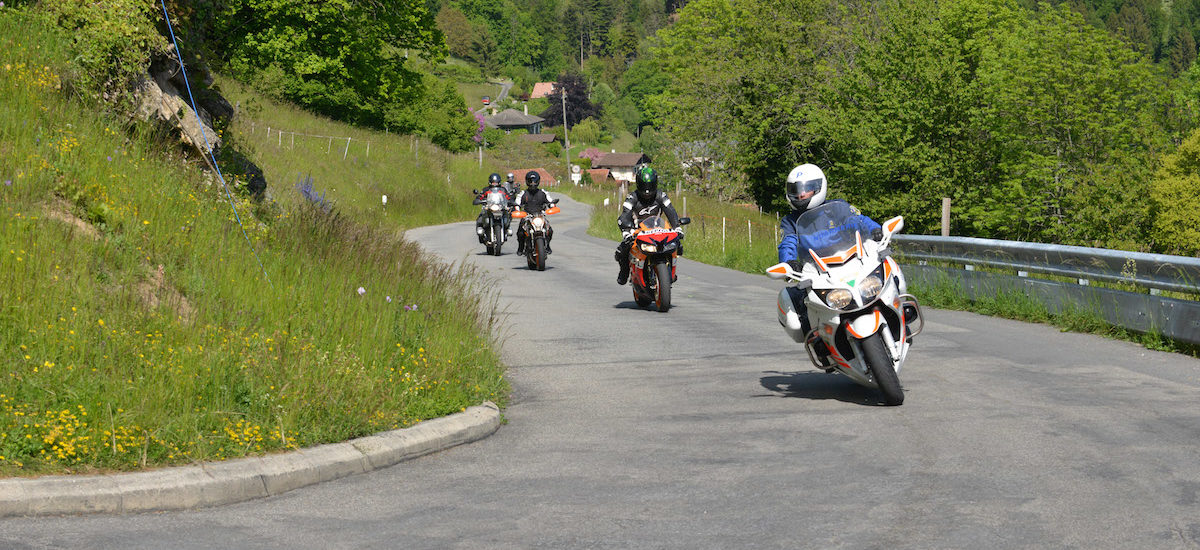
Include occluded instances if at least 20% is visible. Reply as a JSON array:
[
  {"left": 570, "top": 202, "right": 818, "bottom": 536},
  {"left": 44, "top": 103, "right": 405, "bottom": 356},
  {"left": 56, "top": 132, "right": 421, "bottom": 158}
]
[{"left": 157, "top": 0, "right": 272, "bottom": 287}]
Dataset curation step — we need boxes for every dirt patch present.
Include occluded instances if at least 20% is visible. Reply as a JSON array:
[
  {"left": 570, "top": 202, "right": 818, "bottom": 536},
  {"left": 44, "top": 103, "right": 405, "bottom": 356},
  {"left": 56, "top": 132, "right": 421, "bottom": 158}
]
[
  {"left": 136, "top": 263, "right": 196, "bottom": 324},
  {"left": 42, "top": 198, "right": 101, "bottom": 240}
]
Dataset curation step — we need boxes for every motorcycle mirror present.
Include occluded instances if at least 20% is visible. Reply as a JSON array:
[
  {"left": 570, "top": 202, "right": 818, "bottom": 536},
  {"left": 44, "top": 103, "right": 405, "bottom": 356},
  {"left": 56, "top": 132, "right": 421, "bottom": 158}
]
[
  {"left": 679, "top": 217, "right": 691, "bottom": 225},
  {"left": 765, "top": 262, "right": 792, "bottom": 280},
  {"left": 472, "top": 189, "right": 479, "bottom": 195},
  {"left": 883, "top": 216, "right": 904, "bottom": 236}
]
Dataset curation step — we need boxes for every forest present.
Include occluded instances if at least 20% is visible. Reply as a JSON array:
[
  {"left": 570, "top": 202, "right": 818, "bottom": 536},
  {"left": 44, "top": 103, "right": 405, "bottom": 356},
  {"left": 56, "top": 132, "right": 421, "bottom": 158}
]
[{"left": 32, "top": 0, "right": 1200, "bottom": 254}]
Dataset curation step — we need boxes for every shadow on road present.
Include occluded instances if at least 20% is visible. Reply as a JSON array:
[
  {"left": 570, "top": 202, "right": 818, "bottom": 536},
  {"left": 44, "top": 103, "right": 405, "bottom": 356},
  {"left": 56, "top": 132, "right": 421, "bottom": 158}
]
[
  {"left": 759, "top": 371, "right": 892, "bottom": 406},
  {"left": 612, "top": 300, "right": 673, "bottom": 312}
]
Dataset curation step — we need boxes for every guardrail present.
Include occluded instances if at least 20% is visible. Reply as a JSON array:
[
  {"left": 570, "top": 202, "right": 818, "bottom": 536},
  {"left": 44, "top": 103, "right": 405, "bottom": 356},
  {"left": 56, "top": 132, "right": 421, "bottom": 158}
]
[{"left": 892, "top": 235, "right": 1200, "bottom": 347}]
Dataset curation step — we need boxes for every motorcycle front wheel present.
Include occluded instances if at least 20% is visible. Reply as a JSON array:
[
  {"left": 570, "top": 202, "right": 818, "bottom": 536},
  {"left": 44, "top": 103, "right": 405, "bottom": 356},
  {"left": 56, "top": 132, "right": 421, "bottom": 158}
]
[
  {"left": 491, "top": 227, "right": 501, "bottom": 256},
  {"left": 654, "top": 262, "right": 672, "bottom": 312},
  {"left": 534, "top": 237, "right": 546, "bottom": 271},
  {"left": 861, "top": 332, "right": 903, "bottom": 405}
]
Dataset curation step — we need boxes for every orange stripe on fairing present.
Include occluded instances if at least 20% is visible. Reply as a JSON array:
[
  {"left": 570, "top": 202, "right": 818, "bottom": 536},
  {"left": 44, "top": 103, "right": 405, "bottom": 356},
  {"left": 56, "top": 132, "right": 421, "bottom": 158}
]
[
  {"left": 846, "top": 311, "right": 881, "bottom": 339},
  {"left": 885, "top": 257, "right": 893, "bottom": 280},
  {"left": 809, "top": 249, "right": 828, "bottom": 272},
  {"left": 828, "top": 347, "right": 851, "bottom": 369},
  {"left": 820, "top": 245, "right": 859, "bottom": 265},
  {"left": 887, "top": 219, "right": 900, "bottom": 232},
  {"left": 778, "top": 302, "right": 787, "bottom": 316},
  {"left": 768, "top": 265, "right": 788, "bottom": 275}
]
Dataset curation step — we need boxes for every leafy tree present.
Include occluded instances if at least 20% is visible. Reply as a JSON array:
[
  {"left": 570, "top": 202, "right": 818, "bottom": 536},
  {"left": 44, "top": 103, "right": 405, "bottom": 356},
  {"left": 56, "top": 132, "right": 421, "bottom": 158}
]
[
  {"left": 418, "top": 78, "right": 478, "bottom": 152},
  {"left": 212, "top": 0, "right": 444, "bottom": 129},
  {"left": 1150, "top": 128, "right": 1200, "bottom": 254},
  {"left": 570, "top": 117, "right": 608, "bottom": 144},
  {"left": 1168, "top": 25, "right": 1198, "bottom": 74},
  {"left": 437, "top": 5, "right": 475, "bottom": 60},
  {"left": 539, "top": 72, "right": 599, "bottom": 127}
]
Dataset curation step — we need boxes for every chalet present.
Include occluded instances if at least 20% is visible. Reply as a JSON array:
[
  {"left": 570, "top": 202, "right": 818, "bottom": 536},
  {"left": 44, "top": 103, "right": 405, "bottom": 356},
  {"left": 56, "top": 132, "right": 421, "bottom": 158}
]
[
  {"left": 521, "top": 133, "right": 559, "bottom": 144},
  {"left": 512, "top": 168, "right": 558, "bottom": 187},
  {"left": 585, "top": 168, "right": 617, "bottom": 186},
  {"left": 593, "top": 152, "right": 652, "bottom": 183},
  {"left": 485, "top": 109, "right": 544, "bottom": 134},
  {"left": 530, "top": 82, "right": 556, "bottom": 99}
]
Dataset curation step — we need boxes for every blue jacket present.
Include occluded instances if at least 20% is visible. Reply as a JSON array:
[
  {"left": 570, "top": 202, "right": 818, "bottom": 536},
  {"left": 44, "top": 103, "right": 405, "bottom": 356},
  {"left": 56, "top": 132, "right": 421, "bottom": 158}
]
[{"left": 778, "top": 200, "right": 882, "bottom": 262}]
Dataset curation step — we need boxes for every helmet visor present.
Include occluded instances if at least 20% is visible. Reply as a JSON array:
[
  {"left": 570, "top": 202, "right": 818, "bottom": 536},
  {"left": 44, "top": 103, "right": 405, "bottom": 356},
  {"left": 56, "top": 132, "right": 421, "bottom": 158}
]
[{"left": 794, "top": 177, "right": 823, "bottom": 195}]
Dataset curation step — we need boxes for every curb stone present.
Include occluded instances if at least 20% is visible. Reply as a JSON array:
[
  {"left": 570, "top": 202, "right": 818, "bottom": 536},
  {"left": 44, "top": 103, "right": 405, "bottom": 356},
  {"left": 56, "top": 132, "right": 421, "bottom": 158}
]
[{"left": 0, "top": 402, "right": 500, "bottom": 518}]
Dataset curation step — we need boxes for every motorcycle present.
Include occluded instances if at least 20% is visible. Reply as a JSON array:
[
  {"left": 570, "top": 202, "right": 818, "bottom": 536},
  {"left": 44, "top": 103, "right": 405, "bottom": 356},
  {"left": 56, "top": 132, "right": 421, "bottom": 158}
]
[
  {"left": 765, "top": 213, "right": 923, "bottom": 405},
  {"left": 512, "top": 199, "right": 559, "bottom": 271},
  {"left": 473, "top": 188, "right": 513, "bottom": 256},
  {"left": 628, "top": 214, "right": 691, "bottom": 312}
]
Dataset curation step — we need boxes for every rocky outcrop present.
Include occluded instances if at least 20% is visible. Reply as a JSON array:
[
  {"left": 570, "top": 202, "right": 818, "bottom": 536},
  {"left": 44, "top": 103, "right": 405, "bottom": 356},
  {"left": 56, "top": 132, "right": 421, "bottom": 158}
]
[{"left": 133, "top": 49, "right": 265, "bottom": 197}]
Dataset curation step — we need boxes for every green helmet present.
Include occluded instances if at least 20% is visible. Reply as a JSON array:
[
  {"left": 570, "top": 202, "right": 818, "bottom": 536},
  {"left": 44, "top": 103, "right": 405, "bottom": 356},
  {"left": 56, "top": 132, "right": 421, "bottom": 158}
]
[{"left": 636, "top": 167, "right": 658, "bottom": 203}]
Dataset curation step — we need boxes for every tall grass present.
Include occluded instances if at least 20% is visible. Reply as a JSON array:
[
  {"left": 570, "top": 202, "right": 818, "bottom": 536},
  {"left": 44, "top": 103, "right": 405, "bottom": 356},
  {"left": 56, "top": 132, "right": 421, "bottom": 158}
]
[{"left": 0, "top": 10, "right": 507, "bottom": 476}]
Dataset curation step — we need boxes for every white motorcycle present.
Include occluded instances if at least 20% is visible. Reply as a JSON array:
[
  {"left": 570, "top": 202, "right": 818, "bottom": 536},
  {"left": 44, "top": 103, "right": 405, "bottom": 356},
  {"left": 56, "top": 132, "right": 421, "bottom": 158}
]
[
  {"left": 766, "top": 213, "right": 923, "bottom": 405},
  {"left": 473, "top": 187, "right": 512, "bottom": 256}
]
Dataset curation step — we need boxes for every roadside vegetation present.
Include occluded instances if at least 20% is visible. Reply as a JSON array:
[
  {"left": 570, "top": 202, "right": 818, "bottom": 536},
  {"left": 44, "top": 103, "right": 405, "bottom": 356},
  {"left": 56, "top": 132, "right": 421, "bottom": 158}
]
[{"left": 0, "top": 9, "right": 507, "bottom": 476}]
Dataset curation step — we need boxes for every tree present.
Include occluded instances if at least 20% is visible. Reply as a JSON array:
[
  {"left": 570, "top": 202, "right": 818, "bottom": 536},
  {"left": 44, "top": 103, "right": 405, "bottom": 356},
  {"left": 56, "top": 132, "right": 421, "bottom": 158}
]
[
  {"left": 436, "top": 5, "right": 475, "bottom": 60},
  {"left": 213, "top": 0, "right": 444, "bottom": 128},
  {"left": 1168, "top": 25, "right": 1198, "bottom": 74},
  {"left": 1150, "top": 128, "right": 1200, "bottom": 254},
  {"left": 538, "top": 72, "right": 599, "bottom": 127}
]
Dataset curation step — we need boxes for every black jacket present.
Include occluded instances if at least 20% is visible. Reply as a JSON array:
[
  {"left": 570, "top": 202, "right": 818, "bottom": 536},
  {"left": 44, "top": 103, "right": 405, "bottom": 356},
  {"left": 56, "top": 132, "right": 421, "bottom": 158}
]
[
  {"left": 516, "top": 189, "right": 554, "bottom": 214},
  {"left": 617, "top": 191, "right": 679, "bottom": 230}
]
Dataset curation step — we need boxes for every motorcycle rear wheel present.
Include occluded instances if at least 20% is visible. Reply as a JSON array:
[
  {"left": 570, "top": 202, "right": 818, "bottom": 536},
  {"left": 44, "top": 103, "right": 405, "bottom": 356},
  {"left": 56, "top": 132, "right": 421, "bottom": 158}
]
[
  {"left": 862, "top": 332, "right": 903, "bottom": 405},
  {"left": 654, "top": 262, "right": 672, "bottom": 312}
]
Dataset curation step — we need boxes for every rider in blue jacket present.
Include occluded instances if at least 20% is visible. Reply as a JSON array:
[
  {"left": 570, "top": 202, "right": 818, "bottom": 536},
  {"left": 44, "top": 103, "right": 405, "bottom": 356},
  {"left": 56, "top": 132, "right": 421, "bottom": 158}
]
[
  {"left": 777, "top": 164, "right": 881, "bottom": 266},
  {"left": 777, "top": 164, "right": 883, "bottom": 365}
]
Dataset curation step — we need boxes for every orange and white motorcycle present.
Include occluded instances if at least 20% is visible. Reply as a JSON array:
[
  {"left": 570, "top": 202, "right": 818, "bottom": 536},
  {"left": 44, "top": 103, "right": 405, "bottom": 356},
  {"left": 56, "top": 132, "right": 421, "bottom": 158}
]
[
  {"left": 766, "top": 215, "right": 923, "bottom": 405},
  {"left": 628, "top": 214, "right": 690, "bottom": 312},
  {"left": 511, "top": 199, "right": 559, "bottom": 271}
]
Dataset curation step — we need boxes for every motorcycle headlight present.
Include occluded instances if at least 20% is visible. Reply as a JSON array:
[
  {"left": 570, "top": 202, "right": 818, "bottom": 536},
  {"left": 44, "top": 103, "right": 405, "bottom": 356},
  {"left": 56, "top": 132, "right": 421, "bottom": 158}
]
[
  {"left": 489, "top": 204, "right": 501, "bottom": 212},
  {"left": 859, "top": 275, "right": 883, "bottom": 300},
  {"left": 825, "top": 288, "right": 853, "bottom": 309},
  {"left": 639, "top": 242, "right": 657, "bottom": 253}
]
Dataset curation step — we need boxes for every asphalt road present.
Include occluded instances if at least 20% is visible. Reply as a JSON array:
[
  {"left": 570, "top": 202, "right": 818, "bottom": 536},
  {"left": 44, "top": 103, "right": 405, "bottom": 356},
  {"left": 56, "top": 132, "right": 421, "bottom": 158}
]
[{"left": 4, "top": 194, "right": 1200, "bottom": 549}]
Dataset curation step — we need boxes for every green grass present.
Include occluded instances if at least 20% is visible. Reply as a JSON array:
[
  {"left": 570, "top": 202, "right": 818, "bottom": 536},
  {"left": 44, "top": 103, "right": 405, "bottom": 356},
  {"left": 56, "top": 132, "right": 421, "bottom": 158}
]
[
  {"left": 456, "top": 81, "right": 504, "bottom": 110},
  {"left": 0, "top": 10, "right": 509, "bottom": 476}
]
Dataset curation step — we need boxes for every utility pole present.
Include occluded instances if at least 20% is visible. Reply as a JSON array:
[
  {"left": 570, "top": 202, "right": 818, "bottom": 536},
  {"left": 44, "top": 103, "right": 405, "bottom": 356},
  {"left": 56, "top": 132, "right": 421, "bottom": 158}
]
[{"left": 561, "top": 89, "right": 570, "bottom": 177}]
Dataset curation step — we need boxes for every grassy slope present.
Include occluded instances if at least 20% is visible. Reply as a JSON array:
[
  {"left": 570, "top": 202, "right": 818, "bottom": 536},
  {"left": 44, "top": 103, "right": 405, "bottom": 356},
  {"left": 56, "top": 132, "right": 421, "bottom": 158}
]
[{"left": 0, "top": 11, "right": 510, "bottom": 476}]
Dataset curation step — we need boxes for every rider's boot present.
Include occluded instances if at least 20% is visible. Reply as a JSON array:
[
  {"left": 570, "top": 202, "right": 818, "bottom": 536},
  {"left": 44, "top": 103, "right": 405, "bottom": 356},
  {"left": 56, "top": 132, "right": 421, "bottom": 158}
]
[
  {"left": 617, "top": 263, "right": 630, "bottom": 285},
  {"left": 476, "top": 226, "right": 486, "bottom": 244},
  {"left": 902, "top": 303, "right": 919, "bottom": 342}
]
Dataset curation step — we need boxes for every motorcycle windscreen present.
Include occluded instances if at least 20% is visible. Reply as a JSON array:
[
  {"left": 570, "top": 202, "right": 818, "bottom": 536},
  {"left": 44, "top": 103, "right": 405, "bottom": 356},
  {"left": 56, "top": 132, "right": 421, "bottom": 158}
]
[
  {"left": 637, "top": 215, "right": 670, "bottom": 232},
  {"left": 795, "top": 203, "right": 867, "bottom": 264}
]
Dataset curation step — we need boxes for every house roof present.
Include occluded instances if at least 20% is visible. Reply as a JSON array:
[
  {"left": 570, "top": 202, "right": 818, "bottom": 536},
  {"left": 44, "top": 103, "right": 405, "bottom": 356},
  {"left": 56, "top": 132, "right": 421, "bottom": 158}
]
[
  {"left": 521, "top": 133, "right": 558, "bottom": 143},
  {"left": 530, "top": 82, "right": 556, "bottom": 98},
  {"left": 485, "top": 109, "right": 544, "bottom": 128},
  {"left": 585, "top": 169, "right": 613, "bottom": 183},
  {"left": 593, "top": 152, "right": 651, "bottom": 168},
  {"left": 512, "top": 168, "right": 558, "bottom": 186}
]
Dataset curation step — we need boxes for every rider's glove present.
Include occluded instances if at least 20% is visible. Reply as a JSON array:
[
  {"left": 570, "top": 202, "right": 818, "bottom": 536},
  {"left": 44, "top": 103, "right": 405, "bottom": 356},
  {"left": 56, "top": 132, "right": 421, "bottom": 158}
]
[
  {"left": 621, "top": 230, "right": 633, "bottom": 240},
  {"left": 787, "top": 260, "right": 805, "bottom": 272}
]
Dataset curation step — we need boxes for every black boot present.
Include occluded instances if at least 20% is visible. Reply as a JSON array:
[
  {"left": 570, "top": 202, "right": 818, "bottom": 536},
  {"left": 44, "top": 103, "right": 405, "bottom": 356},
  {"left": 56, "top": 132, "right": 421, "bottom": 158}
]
[{"left": 617, "top": 263, "right": 630, "bottom": 285}]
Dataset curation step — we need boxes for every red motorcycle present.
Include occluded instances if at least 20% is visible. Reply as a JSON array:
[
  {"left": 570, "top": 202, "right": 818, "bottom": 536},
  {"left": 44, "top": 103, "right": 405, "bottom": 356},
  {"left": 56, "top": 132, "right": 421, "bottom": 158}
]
[{"left": 629, "top": 214, "right": 690, "bottom": 311}]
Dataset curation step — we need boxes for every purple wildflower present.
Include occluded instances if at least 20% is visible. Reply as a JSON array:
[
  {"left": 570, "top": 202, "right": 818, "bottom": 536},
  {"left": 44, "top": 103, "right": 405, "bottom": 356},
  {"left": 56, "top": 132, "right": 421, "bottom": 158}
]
[
  {"left": 386, "top": 296, "right": 392, "bottom": 303},
  {"left": 106, "top": 156, "right": 112, "bottom": 162},
  {"left": 404, "top": 304, "right": 419, "bottom": 311},
  {"left": 3, "top": 180, "right": 10, "bottom": 186},
  {"left": 357, "top": 287, "right": 366, "bottom": 296}
]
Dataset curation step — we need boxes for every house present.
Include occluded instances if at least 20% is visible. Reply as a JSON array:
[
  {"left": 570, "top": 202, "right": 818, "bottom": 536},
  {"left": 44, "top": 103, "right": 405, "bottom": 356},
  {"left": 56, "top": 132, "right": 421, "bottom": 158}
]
[
  {"left": 593, "top": 152, "right": 652, "bottom": 183},
  {"left": 530, "top": 82, "right": 556, "bottom": 99},
  {"left": 585, "top": 168, "right": 616, "bottom": 187},
  {"left": 521, "top": 133, "right": 559, "bottom": 144},
  {"left": 484, "top": 109, "right": 544, "bottom": 134},
  {"left": 512, "top": 168, "right": 558, "bottom": 187}
]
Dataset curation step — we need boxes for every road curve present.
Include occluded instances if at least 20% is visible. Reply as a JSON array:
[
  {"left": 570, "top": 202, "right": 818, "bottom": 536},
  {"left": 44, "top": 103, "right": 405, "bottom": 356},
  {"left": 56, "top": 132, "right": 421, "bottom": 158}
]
[{"left": 3, "top": 194, "right": 1200, "bottom": 549}]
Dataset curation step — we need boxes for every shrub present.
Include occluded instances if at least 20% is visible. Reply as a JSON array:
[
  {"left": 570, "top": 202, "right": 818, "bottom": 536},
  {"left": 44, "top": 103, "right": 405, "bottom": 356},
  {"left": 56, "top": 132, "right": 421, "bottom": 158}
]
[{"left": 1150, "top": 128, "right": 1200, "bottom": 255}]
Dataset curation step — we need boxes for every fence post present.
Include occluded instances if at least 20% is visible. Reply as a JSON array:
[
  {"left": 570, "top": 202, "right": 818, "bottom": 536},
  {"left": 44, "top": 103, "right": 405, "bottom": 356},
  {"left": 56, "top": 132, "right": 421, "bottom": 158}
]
[
  {"left": 748, "top": 220, "right": 752, "bottom": 245},
  {"left": 278, "top": 130, "right": 282, "bottom": 148},
  {"left": 942, "top": 197, "right": 951, "bottom": 237},
  {"left": 365, "top": 141, "right": 370, "bottom": 159},
  {"left": 683, "top": 196, "right": 687, "bottom": 217},
  {"left": 290, "top": 132, "right": 294, "bottom": 149},
  {"left": 722, "top": 217, "right": 726, "bottom": 256},
  {"left": 327, "top": 137, "right": 332, "bottom": 153},
  {"left": 343, "top": 137, "right": 351, "bottom": 160}
]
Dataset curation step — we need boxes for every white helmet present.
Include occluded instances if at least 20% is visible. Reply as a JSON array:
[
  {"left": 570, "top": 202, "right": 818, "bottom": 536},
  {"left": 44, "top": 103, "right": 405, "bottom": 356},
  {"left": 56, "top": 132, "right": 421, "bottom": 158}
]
[{"left": 785, "top": 163, "right": 827, "bottom": 211}]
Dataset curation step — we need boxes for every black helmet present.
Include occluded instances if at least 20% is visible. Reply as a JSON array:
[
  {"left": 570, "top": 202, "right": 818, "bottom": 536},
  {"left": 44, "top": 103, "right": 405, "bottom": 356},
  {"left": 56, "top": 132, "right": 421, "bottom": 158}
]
[
  {"left": 525, "top": 170, "right": 541, "bottom": 191},
  {"left": 488, "top": 173, "right": 502, "bottom": 185},
  {"left": 635, "top": 166, "right": 658, "bottom": 203}
]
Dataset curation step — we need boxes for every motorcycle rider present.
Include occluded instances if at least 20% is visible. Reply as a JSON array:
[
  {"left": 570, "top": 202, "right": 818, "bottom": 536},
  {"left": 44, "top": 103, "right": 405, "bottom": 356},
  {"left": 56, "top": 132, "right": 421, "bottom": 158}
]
[
  {"left": 503, "top": 172, "right": 518, "bottom": 199},
  {"left": 515, "top": 170, "right": 555, "bottom": 255},
  {"left": 475, "top": 172, "right": 514, "bottom": 243},
  {"left": 615, "top": 166, "right": 681, "bottom": 285},
  {"left": 778, "top": 163, "right": 909, "bottom": 363}
]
